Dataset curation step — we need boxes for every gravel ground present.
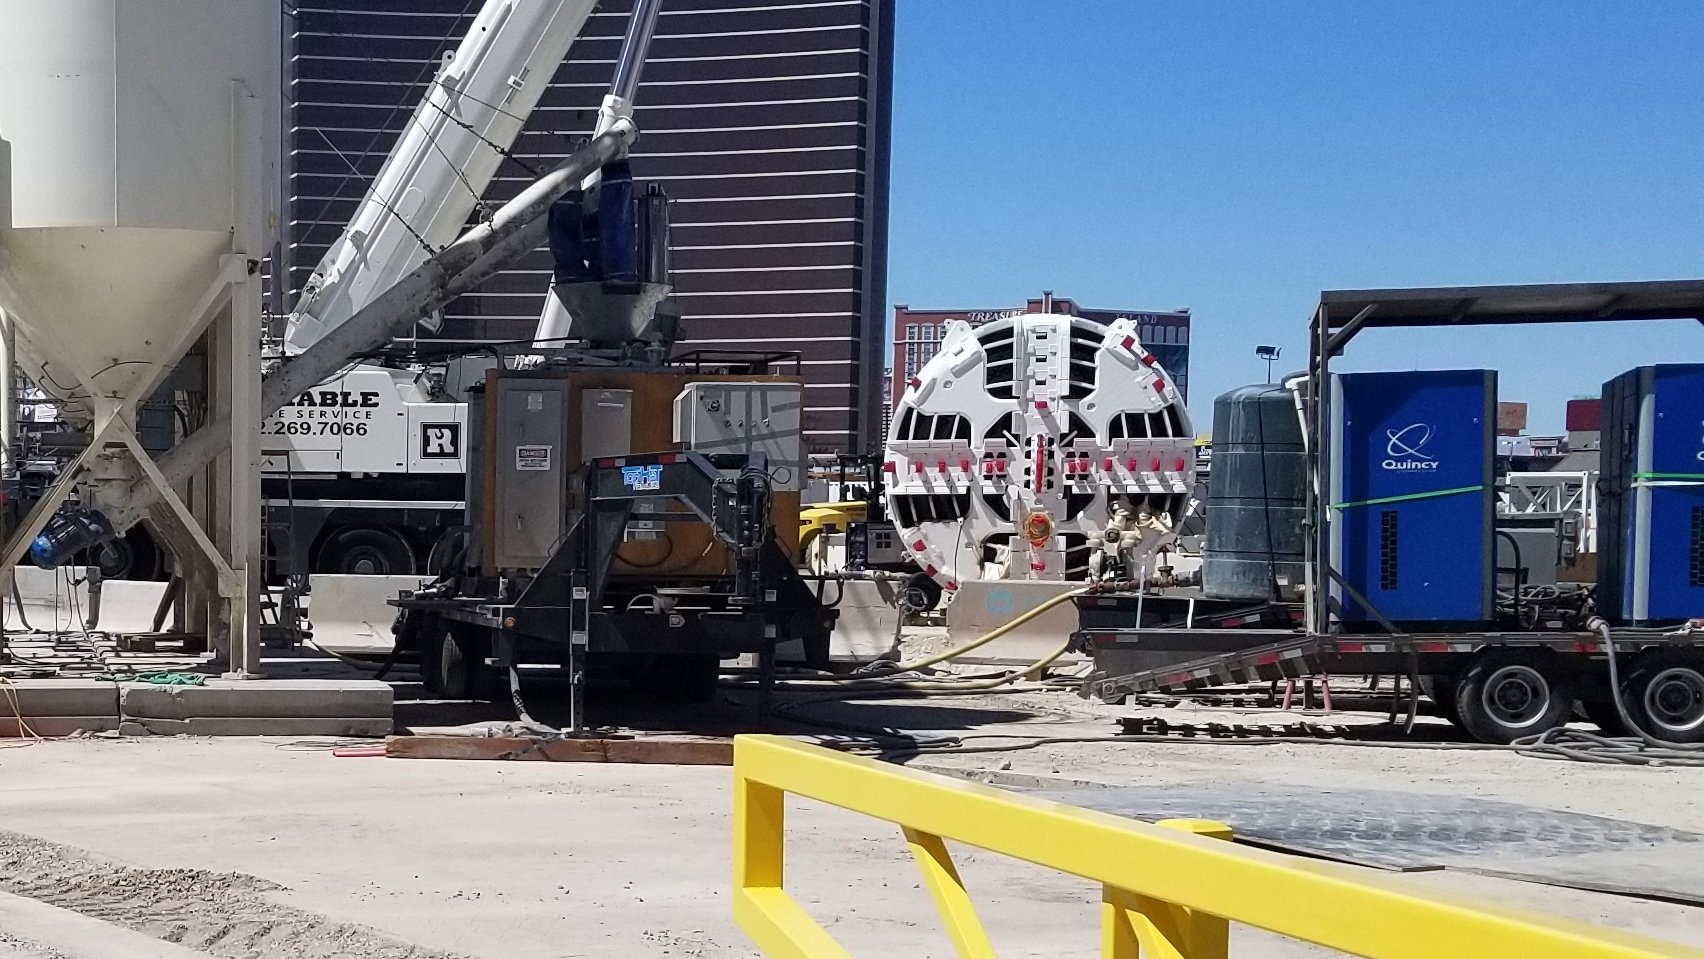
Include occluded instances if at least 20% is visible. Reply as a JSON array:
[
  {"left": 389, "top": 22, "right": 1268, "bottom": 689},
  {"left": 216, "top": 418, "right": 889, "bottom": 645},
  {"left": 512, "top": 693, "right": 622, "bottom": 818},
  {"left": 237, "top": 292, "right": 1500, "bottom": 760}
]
[{"left": 0, "top": 684, "right": 1697, "bottom": 957}]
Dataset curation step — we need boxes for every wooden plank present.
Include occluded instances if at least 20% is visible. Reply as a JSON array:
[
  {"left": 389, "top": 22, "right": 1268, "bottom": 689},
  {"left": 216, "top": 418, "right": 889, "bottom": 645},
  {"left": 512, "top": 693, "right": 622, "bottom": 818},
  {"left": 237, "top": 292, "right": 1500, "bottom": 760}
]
[{"left": 384, "top": 734, "right": 734, "bottom": 765}]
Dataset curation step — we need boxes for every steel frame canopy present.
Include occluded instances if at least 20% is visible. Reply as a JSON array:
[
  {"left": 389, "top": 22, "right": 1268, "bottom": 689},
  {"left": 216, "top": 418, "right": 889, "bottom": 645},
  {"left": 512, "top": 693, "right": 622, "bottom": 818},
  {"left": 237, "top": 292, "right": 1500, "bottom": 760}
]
[{"left": 1305, "top": 278, "right": 1704, "bottom": 635}]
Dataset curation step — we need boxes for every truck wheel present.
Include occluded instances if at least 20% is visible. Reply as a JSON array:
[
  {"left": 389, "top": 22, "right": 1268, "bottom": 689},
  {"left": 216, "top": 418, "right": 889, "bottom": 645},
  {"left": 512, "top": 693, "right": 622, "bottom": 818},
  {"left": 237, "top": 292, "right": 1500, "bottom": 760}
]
[
  {"left": 319, "top": 529, "right": 414, "bottom": 575},
  {"left": 1454, "top": 650, "right": 1576, "bottom": 744},
  {"left": 903, "top": 571, "right": 943, "bottom": 612},
  {"left": 90, "top": 529, "right": 162, "bottom": 581},
  {"left": 1625, "top": 650, "right": 1704, "bottom": 744}
]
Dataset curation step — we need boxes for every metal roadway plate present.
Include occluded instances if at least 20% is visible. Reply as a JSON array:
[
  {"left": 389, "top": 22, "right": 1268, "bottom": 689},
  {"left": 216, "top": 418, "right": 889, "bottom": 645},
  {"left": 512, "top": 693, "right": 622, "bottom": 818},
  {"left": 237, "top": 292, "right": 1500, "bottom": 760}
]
[{"left": 1027, "top": 783, "right": 1704, "bottom": 901}]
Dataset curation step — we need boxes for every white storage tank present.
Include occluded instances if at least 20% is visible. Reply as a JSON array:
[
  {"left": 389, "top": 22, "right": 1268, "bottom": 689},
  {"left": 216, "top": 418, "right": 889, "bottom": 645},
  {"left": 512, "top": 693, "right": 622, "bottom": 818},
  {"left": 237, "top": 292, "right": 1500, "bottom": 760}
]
[{"left": 0, "top": 0, "right": 278, "bottom": 419}]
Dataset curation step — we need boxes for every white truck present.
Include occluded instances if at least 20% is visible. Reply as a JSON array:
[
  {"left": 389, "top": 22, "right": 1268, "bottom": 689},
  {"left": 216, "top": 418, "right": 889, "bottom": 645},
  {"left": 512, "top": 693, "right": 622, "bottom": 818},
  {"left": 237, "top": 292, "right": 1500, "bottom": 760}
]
[{"left": 259, "top": 366, "right": 468, "bottom": 575}]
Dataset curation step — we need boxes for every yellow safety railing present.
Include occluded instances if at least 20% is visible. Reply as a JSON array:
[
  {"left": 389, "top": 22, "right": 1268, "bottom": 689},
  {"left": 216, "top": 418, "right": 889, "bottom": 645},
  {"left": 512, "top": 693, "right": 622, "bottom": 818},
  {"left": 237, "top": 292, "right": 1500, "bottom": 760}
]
[{"left": 732, "top": 735, "right": 1704, "bottom": 959}]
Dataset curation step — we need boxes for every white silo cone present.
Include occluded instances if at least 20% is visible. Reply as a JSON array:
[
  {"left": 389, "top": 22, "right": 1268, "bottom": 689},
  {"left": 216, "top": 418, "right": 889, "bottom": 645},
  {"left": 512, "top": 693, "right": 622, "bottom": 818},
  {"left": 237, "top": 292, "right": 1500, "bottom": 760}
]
[{"left": 0, "top": 0, "right": 279, "bottom": 672}]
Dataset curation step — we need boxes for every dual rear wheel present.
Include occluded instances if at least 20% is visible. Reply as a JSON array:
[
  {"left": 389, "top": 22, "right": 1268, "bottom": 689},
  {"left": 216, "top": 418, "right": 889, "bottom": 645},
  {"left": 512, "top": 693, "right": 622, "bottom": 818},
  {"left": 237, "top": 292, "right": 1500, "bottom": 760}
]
[{"left": 1432, "top": 647, "right": 1704, "bottom": 745}]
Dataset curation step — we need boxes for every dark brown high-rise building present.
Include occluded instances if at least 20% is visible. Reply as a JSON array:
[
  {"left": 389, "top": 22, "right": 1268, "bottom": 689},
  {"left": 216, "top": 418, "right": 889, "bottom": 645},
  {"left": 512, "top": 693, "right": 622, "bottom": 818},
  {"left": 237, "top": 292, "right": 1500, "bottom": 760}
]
[{"left": 285, "top": 0, "right": 894, "bottom": 453}]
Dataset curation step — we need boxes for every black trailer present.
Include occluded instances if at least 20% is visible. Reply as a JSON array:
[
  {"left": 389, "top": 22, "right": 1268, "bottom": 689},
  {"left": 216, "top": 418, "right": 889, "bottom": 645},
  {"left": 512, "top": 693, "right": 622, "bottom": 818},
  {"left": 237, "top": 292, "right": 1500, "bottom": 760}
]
[{"left": 392, "top": 451, "right": 835, "bottom": 730}]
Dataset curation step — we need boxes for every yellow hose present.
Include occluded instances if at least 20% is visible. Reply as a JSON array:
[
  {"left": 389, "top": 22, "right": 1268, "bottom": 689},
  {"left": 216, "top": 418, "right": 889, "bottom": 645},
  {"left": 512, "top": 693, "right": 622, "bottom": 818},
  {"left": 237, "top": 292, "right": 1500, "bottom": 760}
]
[{"left": 774, "top": 586, "right": 1089, "bottom": 689}]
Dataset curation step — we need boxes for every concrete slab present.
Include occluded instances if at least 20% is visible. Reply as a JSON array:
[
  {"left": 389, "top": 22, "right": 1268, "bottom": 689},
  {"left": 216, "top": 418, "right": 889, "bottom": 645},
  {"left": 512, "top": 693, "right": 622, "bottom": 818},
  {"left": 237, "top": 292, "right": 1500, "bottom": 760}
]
[
  {"left": 0, "top": 889, "right": 213, "bottom": 959},
  {"left": 0, "top": 678, "right": 392, "bottom": 739},
  {"left": 946, "top": 579, "right": 1084, "bottom": 665},
  {"left": 122, "top": 678, "right": 392, "bottom": 721}
]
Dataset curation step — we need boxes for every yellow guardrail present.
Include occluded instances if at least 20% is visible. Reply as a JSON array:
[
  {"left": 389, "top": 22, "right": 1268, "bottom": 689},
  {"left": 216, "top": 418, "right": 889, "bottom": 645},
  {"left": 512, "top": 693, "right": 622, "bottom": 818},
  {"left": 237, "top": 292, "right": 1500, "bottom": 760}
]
[{"left": 732, "top": 735, "right": 1704, "bottom": 958}]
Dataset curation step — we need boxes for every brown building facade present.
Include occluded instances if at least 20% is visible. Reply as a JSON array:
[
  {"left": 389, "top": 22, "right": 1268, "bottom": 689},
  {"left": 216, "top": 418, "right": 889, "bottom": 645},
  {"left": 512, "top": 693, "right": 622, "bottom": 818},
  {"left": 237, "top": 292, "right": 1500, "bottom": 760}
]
[
  {"left": 890, "top": 293, "right": 1192, "bottom": 414},
  {"left": 286, "top": 0, "right": 895, "bottom": 454}
]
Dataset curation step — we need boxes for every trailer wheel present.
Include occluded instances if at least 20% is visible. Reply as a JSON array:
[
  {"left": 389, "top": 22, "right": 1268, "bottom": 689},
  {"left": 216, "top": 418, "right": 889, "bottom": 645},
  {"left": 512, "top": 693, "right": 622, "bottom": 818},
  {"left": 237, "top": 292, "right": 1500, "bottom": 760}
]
[
  {"left": 1454, "top": 650, "right": 1576, "bottom": 744},
  {"left": 426, "top": 622, "right": 497, "bottom": 701},
  {"left": 1625, "top": 650, "right": 1704, "bottom": 743},
  {"left": 319, "top": 528, "right": 414, "bottom": 576},
  {"left": 637, "top": 654, "right": 721, "bottom": 704}
]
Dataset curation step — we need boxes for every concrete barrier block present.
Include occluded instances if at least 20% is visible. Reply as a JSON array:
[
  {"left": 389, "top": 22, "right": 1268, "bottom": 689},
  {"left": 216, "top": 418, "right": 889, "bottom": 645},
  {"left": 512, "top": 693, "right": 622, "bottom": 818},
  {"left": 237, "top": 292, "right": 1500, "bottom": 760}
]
[
  {"left": 90, "top": 579, "right": 171, "bottom": 633},
  {"left": 305, "top": 574, "right": 429, "bottom": 654},
  {"left": 5, "top": 566, "right": 93, "bottom": 633},
  {"left": 946, "top": 580, "right": 1085, "bottom": 665},
  {"left": 775, "top": 577, "right": 904, "bottom": 665}
]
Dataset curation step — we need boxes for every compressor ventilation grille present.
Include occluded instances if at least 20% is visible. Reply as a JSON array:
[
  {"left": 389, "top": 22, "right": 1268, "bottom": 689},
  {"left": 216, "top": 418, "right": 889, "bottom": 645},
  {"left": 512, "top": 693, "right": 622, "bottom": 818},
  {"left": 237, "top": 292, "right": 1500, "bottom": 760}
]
[
  {"left": 1379, "top": 510, "right": 1400, "bottom": 591},
  {"left": 1691, "top": 507, "right": 1704, "bottom": 589}
]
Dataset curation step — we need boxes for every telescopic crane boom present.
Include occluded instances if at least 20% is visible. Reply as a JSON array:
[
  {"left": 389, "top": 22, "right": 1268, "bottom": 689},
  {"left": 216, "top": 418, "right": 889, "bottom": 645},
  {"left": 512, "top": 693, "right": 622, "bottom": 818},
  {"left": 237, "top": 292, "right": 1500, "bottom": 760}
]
[{"left": 284, "top": 0, "right": 598, "bottom": 352}]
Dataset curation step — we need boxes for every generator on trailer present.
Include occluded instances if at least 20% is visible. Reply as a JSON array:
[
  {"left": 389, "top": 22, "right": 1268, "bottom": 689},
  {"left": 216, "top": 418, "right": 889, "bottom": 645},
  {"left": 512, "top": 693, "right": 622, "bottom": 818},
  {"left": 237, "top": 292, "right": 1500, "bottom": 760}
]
[{"left": 1079, "top": 282, "right": 1704, "bottom": 746}]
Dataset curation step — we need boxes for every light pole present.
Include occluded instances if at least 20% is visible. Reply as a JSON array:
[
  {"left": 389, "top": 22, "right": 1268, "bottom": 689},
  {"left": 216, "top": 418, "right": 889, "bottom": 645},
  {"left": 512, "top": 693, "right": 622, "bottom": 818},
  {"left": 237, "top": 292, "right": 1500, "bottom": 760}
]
[{"left": 1256, "top": 345, "right": 1281, "bottom": 385}]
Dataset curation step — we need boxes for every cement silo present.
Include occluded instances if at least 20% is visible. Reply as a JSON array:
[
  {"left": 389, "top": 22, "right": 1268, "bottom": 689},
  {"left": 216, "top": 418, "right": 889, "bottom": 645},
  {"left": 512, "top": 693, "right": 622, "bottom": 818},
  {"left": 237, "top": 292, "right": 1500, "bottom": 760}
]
[{"left": 0, "top": 0, "right": 279, "bottom": 669}]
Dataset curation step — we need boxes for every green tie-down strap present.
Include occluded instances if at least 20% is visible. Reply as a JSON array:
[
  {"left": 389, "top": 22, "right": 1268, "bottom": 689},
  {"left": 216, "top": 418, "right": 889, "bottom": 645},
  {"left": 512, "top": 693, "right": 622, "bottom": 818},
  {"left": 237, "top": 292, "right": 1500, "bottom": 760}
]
[
  {"left": 1329, "top": 484, "right": 1487, "bottom": 511},
  {"left": 91, "top": 672, "right": 208, "bottom": 686},
  {"left": 1631, "top": 472, "right": 1704, "bottom": 484}
]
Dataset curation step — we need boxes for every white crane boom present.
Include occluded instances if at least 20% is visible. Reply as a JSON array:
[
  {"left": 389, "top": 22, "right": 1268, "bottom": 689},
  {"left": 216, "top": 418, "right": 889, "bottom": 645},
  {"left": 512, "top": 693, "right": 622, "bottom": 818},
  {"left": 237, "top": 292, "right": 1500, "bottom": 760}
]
[{"left": 283, "top": 0, "right": 600, "bottom": 353}]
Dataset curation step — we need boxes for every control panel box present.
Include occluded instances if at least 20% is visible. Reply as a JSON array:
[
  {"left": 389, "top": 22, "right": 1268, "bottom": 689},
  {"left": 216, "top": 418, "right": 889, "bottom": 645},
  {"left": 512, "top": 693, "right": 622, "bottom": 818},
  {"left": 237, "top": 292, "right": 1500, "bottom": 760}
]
[
  {"left": 673, "top": 382, "right": 804, "bottom": 491},
  {"left": 1598, "top": 364, "right": 1704, "bottom": 624},
  {"left": 1329, "top": 370, "right": 1496, "bottom": 626}
]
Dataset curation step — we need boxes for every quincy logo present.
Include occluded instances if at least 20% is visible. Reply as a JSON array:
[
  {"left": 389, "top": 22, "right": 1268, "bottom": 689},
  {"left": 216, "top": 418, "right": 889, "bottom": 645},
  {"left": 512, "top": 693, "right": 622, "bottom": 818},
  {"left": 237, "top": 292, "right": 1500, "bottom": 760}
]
[
  {"left": 1382, "top": 423, "right": 1440, "bottom": 471},
  {"left": 622, "top": 465, "right": 662, "bottom": 491}
]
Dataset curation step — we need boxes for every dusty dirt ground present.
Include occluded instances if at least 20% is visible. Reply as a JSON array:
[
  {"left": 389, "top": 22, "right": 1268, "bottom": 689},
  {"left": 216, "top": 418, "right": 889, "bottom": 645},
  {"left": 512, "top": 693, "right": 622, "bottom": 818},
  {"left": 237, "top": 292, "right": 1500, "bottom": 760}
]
[{"left": 0, "top": 681, "right": 1700, "bottom": 958}]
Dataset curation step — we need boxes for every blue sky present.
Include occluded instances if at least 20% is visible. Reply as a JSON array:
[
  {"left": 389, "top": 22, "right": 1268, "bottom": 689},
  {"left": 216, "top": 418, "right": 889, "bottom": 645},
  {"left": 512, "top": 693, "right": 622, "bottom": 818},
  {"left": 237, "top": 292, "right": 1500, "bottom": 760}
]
[{"left": 884, "top": 1, "right": 1704, "bottom": 432}]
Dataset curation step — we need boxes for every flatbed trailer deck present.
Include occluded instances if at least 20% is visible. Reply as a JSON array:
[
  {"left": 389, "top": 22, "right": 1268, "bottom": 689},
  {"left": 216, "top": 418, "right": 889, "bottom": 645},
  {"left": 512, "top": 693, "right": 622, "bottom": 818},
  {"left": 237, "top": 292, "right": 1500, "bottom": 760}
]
[{"left": 1074, "top": 588, "right": 1704, "bottom": 744}]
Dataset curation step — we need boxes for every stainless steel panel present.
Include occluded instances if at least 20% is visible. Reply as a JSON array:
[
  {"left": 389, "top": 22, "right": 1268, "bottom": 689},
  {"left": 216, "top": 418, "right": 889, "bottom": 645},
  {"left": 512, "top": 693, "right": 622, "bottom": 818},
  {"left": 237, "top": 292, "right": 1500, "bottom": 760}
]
[
  {"left": 493, "top": 381, "right": 565, "bottom": 569},
  {"left": 581, "top": 389, "right": 633, "bottom": 461}
]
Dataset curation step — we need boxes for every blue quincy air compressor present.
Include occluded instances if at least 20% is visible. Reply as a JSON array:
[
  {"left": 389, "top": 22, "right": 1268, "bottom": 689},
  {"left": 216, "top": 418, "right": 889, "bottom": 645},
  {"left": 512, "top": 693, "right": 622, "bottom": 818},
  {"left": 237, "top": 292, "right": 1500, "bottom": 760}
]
[
  {"left": 1329, "top": 370, "right": 1496, "bottom": 627},
  {"left": 1598, "top": 364, "right": 1704, "bottom": 625}
]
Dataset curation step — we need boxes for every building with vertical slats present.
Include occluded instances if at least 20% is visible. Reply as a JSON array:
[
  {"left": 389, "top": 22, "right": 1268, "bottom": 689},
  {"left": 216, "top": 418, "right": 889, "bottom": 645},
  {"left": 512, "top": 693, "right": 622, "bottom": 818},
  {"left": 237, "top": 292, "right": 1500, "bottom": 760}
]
[{"left": 285, "top": 0, "right": 894, "bottom": 454}]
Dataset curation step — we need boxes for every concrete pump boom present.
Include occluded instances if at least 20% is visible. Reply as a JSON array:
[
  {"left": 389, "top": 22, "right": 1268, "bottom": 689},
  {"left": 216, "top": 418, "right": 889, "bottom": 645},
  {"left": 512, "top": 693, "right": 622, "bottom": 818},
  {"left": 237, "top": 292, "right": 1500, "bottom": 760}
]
[{"left": 283, "top": 0, "right": 600, "bottom": 352}]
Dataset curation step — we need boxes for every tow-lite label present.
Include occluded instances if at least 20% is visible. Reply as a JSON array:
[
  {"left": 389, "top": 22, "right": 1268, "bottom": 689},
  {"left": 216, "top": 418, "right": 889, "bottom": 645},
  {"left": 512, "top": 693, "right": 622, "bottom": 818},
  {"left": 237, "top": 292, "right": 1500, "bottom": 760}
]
[
  {"left": 622, "top": 465, "right": 662, "bottom": 491},
  {"left": 516, "top": 445, "right": 552, "bottom": 471}
]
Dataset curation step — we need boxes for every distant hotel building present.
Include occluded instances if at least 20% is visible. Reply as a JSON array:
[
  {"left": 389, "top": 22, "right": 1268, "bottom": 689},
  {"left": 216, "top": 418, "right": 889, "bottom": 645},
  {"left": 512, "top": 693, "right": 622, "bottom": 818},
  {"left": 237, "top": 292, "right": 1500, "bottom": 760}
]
[
  {"left": 888, "top": 293, "right": 1191, "bottom": 414},
  {"left": 285, "top": 0, "right": 895, "bottom": 454}
]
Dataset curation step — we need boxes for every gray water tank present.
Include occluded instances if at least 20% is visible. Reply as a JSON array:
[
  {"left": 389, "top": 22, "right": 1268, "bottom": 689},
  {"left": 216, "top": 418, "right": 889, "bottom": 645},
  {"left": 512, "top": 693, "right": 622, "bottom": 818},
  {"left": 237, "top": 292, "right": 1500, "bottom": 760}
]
[{"left": 1202, "top": 383, "right": 1307, "bottom": 601}]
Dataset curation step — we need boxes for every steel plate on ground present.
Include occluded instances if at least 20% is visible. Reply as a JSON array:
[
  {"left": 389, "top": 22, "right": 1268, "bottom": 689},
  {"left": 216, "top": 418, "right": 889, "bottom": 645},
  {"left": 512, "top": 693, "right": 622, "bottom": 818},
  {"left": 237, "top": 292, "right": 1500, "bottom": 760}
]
[{"left": 1026, "top": 783, "right": 1704, "bottom": 900}]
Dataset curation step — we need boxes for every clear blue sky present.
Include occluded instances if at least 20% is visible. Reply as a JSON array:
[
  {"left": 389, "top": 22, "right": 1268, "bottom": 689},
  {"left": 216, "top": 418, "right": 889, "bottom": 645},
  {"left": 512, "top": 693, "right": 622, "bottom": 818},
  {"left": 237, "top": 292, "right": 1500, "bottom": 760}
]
[{"left": 885, "top": 1, "right": 1704, "bottom": 433}]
